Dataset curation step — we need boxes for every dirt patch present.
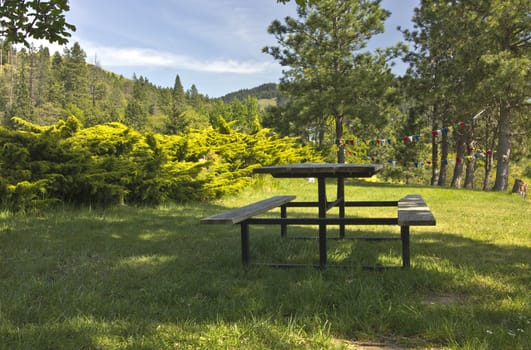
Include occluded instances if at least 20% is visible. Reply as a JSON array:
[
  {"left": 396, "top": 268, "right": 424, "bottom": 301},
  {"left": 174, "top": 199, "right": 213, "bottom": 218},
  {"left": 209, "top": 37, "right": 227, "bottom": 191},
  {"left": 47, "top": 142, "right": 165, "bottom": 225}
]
[
  {"left": 333, "top": 339, "right": 415, "bottom": 349},
  {"left": 333, "top": 338, "right": 443, "bottom": 349},
  {"left": 421, "top": 294, "right": 464, "bottom": 306}
]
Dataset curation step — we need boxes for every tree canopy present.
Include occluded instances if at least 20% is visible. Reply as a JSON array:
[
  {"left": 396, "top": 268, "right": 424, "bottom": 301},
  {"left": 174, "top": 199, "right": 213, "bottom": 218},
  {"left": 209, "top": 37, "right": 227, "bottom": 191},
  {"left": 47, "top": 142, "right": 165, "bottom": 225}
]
[
  {"left": 264, "top": 0, "right": 394, "bottom": 163},
  {"left": 402, "top": 0, "right": 530, "bottom": 190},
  {"left": 0, "top": 0, "right": 76, "bottom": 46}
]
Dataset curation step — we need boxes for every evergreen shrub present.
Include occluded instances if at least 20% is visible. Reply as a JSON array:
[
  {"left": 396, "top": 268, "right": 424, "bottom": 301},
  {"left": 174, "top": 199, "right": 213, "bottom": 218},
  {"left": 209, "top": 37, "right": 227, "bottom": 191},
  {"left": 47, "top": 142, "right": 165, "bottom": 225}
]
[{"left": 0, "top": 117, "right": 320, "bottom": 211}]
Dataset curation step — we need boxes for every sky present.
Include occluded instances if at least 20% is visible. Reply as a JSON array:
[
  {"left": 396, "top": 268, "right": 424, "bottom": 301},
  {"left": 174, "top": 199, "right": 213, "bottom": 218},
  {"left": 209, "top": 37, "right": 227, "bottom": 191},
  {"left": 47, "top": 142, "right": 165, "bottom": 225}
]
[{"left": 56, "top": 0, "right": 420, "bottom": 98}]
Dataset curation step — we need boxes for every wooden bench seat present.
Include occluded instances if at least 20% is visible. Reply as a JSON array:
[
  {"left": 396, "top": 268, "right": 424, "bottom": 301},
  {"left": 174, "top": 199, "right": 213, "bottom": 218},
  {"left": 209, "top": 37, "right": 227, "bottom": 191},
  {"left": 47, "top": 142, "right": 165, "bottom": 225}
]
[
  {"left": 398, "top": 194, "right": 436, "bottom": 226},
  {"left": 200, "top": 195, "right": 296, "bottom": 224},
  {"left": 397, "top": 194, "right": 436, "bottom": 267},
  {"left": 201, "top": 195, "right": 296, "bottom": 265}
]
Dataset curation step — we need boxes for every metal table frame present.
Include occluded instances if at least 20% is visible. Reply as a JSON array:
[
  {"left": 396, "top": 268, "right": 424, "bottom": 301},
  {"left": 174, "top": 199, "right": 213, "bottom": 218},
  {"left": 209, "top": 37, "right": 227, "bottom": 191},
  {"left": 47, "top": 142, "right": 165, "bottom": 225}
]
[{"left": 253, "top": 163, "right": 398, "bottom": 268}]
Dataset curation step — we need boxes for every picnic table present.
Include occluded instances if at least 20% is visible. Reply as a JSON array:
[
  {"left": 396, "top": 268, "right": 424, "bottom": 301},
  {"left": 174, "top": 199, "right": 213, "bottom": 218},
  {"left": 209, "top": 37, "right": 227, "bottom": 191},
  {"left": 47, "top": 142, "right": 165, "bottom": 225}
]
[{"left": 201, "top": 163, "right": 436, "bottom": 269}]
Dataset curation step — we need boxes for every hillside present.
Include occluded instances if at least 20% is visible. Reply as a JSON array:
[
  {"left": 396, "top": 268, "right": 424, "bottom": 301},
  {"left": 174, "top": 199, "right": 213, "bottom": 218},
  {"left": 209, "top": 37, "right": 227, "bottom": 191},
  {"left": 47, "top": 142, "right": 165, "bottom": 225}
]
[
  {"left": 0, "top": 42, "right": 276, "bottom": 134},
  {"left": 220, "top": 83, "right": 279, "bottom": 103}
]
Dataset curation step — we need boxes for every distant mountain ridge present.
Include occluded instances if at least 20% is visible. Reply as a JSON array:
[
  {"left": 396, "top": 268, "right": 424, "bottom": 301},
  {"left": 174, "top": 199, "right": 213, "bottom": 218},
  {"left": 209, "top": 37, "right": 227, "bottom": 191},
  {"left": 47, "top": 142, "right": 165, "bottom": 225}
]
[{"left": 220, "top": 83, "right": 279, "bottom": 103}]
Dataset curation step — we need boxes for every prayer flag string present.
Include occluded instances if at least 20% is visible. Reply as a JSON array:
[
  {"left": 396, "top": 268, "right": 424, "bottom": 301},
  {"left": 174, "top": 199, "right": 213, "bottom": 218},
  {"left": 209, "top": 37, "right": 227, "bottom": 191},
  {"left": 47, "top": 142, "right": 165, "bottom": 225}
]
[
  {"left": 337, "top": 110, "right": 493, "bottom": 168},
  {"left": 339, "top": 119, "right": 468, "bottom": 148}
]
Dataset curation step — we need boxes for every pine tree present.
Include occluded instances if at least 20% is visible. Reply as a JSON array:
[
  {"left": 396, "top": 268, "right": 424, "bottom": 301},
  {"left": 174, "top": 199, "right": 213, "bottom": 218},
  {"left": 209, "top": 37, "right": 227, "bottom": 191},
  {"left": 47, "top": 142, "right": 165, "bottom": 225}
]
[
  {"left": 33, "top": 46, "right": 51, "bottom": 107},
  {"left": 125, "top": 100, "right": 147, "bottom": 131},
  {"left": 63, "top": 42, "right": 89, "bottom": 110},
  {"left": 483, "top": 0, "right": 530, "bottom": 191},
  {"left": 187, "top": 84, "right": 201, "bottom": 108},
  {"left": 166, "top": 74, "right": 187, "bottom": 134},
  {"left": 9, "top": 57, "right": 33, "bottom": 123},
  {"left": 172, "top": 74, "right": 186, "bottom": 116},
  {"left": 88, "top": 55, "right": 107, "bottom": 111},
  {"left": 264, "top": 0, "right": 393, "bottom": 162},
  {"left": 403, "top": 0, "right": 530, "bottom": 191},
  {"left": 48, "top": 51, "right": 65, "bottom": 106}
]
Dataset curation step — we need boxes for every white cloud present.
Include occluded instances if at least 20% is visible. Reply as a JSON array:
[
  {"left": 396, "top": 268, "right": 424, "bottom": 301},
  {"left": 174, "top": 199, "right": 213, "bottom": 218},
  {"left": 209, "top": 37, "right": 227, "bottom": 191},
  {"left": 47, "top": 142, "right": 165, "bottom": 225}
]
[
  {"left": 87, "top": 45, "right": 273, "bottom": 74},
  {"left": 25, "top": 37, "right": 275, "bottom": 75}
]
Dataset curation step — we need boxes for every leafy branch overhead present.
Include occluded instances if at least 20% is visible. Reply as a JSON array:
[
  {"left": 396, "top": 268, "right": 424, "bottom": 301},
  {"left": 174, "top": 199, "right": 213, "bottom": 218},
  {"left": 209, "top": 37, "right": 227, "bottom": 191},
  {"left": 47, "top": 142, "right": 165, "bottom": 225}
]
[{"left": 0, "top": 0, "right": 76, "bottom": 46}]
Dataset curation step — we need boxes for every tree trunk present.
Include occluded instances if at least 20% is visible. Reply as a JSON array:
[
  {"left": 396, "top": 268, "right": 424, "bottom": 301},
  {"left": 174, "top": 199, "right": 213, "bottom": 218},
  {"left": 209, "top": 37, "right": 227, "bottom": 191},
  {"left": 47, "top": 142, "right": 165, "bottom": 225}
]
[
  {"left": 464, "top": 158, "right": 475, "bottom": 189},
  {"left": 450, "top": 132, "right": 466, "bottom": 188},
  {"left": 482, "top": 112, "right": 496, "bottom": 190},
  {"left": 430, "top": 108, "right": 439, "bottom": 185},
  {"left": 431, "top": 136, "right": 439, "bottom": 185},
  {"left": 318, "top": 119, "right": 325, "bottom": 147},
  {"left": 29, "top": 53, "right": 35, "bottom": 105},
  {"left": 482, "top": 152, "right": 494, "bottom": 190},
  {"left": 464, "top": 124, "right": 476, "bottom": 189},
  {"left": 493, "top": 101, "right": 511, "bottom": 191},
  {"left": 336, "top": 114, "right": 344, "bottom": 163},
  {"left": 438, "top": 131, "right": 449, "bottom": 186}
]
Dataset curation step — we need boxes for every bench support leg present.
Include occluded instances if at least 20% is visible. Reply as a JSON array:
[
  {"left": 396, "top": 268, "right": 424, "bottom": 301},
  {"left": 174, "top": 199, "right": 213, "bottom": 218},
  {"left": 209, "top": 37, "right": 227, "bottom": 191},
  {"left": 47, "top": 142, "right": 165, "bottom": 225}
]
[
  {"left": 337, "top": 177, "right": 346, "bottom": 239},
  {"left": 241, "top": 223, "right": 250, "bottom": 265},
  {"left": 318, "top": 177, "right": 327, "bottom": 268},
  {"left": 401, "top": 225, "right": 410, "bottom": 268},
  {"left": 281, "top": 205, "right": 287, "bottom": 238}
]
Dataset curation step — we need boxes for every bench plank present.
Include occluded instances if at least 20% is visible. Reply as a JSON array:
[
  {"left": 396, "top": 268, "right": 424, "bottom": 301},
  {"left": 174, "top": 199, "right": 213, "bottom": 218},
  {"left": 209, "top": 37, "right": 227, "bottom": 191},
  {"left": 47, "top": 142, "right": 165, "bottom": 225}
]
[
  {"left": 201, "top": 195, "right": 296, "bottom": 224},
  {"left": 398, "top": 194, "right": 436, "bottom": 226}
]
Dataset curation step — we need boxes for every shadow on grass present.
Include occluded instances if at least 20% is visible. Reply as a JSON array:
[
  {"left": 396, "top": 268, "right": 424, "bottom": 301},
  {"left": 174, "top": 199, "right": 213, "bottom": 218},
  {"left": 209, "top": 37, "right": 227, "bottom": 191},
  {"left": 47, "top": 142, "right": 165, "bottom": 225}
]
[{"left": 1, "top": 203, "right": 529, "bottom": 348}]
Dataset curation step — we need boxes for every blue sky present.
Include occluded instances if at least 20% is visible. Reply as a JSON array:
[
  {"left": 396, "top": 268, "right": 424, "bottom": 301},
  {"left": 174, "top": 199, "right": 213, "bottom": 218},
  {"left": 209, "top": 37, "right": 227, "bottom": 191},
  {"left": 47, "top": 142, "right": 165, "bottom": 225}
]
[{"left": 60, "top": 0, "right": 419, "bottom": 97}]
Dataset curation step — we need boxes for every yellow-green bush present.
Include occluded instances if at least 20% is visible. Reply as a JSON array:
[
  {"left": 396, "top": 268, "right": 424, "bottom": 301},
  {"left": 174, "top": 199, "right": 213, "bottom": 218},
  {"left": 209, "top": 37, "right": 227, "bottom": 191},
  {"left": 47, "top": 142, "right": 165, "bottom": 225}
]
[{"left": 0, "top": 117, "right": 321, "bottom": 211}]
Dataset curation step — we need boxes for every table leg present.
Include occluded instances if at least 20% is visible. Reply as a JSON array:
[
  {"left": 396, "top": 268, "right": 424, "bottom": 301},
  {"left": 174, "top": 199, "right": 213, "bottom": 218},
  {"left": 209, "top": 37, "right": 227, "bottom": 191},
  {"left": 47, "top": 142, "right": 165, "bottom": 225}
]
[
  {"left": 281, "top": 205, "right": 287, "bottom": 238},
  {"left": 241, "top": 223, "right": 250, "bottom": 266},
  {"left": 401, "top": 225, "right": 410, "bottom": 268},
  {"left": 337, "top": 177, "right": 345, "bottom": 238},
  {"left": 318, "top": 177, "right": 327, "bottom": 267}
]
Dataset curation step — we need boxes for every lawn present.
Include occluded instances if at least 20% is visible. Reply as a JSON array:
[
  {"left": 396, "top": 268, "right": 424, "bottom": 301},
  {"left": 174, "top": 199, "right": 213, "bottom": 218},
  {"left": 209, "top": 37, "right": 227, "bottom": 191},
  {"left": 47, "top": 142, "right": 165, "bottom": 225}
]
[{"left": 0, "top": 178, "right": 529, "bottom": 349}]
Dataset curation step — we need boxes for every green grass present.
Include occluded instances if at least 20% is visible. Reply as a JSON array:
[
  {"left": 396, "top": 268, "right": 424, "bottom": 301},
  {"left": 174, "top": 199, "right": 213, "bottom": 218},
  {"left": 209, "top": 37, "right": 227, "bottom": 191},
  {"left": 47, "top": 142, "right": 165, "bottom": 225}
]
[{"left": 1, "top": 178, "right": 529, "bottom": 349}]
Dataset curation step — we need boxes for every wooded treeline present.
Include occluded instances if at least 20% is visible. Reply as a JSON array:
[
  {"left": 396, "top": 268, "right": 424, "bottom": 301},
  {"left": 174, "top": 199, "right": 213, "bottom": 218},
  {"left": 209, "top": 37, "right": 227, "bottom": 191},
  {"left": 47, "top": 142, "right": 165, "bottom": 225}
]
[
  {"left": 267, "top": 0, "right": 529, "bottom": 192},
  {"left": 0, "top": 42, "right": 273, "bottom": 135}
]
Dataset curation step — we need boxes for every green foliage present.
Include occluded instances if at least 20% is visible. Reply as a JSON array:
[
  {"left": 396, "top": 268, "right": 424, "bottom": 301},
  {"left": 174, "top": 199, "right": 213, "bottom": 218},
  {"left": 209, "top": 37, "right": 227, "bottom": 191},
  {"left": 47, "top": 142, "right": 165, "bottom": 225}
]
[
  {"left": 9, "top": 60, "right": 33, "bottom": 122},
  {"left": 264, "top": 0, "right": 396, "bottom": 162},
  {"left": 63, "top": 43, "right": 90, "bottom": 109},
  {"left": 124, "top": 100, "right": 147, "bottom": 130},
  {"left": 0, "top": 0, "right": 76, "bottom": 46},
  {"left": 0, "top": 116, "right": 321, "bottom": 211},
  {"left": 221, "top": 83, "right": 280, "bottom": 103},
  {"left": 157, "top": 118, "right": 320, "bottom": 200},
  {"left": 0, "top": 43, "right": 186, "bottom": 130},
  {"left": 402, "top": 0, "right": 530, "bottom": 191}
]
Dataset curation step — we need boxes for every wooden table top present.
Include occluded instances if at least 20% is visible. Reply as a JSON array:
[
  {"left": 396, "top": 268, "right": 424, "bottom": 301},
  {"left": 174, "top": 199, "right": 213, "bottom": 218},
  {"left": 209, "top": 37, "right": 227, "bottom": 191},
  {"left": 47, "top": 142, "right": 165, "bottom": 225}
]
[{"left": 253, "top": 163, "right": 383, "bottom": 178}]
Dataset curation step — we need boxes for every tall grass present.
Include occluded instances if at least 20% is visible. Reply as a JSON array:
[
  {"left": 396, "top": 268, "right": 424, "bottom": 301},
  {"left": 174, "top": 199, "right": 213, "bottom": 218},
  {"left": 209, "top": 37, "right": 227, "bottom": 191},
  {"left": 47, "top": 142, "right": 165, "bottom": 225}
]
[{"left": 0, "top": 178, "right": 529, "bottom": 349}]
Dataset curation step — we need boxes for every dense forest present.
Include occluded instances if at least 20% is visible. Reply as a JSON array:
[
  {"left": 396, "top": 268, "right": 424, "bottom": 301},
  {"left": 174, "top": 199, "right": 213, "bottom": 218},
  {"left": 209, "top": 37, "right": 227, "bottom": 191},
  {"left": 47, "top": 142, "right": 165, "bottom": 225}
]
[
  {"left": 0, "top": 0, "right": 529, "bottom": 211},
  {"left": 221, "top": 83, "right": 279, "bottom": 103},
  {"left": 0, "top": 42, "right": 276, "bottom": 135}
]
